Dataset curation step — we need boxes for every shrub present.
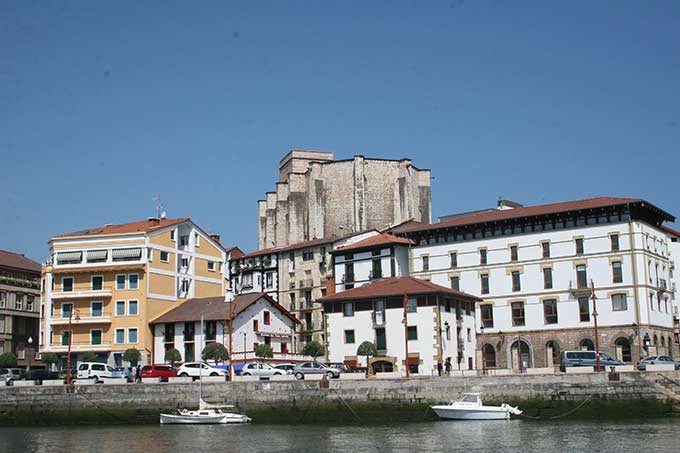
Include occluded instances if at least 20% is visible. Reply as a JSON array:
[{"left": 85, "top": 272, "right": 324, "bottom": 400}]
[
  {"left": 0, "top": 352, "right": 17, "bottom": 368},
  {"left": 254, "top": 344, "right": 274, "bottom": 358},
  {"left": 202, "top": 343, "right": 229, "bottom": 364},
  {"left": 164, "top": 348, "right": 182, "bottom": 367},
  {"left": 302, "top": 341, "right": 325, "bottom": 360}
]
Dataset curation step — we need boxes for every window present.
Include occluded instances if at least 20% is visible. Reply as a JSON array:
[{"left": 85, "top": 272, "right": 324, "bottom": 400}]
[
  {"left": 170, "top": 230, "right": 175, "bottom": 241},
  {"left": 265, "top": 273, "right": 273, "bottom": 288},
  {"left": 422, "top": 256, "right": 429, "bottom": 271},
  {"left": 344, "top": 263, "right": 354, "bottom": 283},
  {"left": 511, "top": 302, "right": 525, "bottom": 326},
  {"left": 543, "top": 267, "right": 553, "bottom": 289},
  {"left": 510, "top": 246, "right": 518, "bottom": 262},
  {"left": 578, "top": 297, "right": 590, "bottom": 322},
  {"left": 91, "top": 302, "right": 103, "bottom": 317},
  {"left": 407, "top": 297, "right": 417, "bottom": 313},
  {"left": 62, "top": 302, "right": 73, "bottom": 318},
  {"left": 407, "top": 326, "right": 418, "bottom": 341},
  {"left": 115, "top": 328, "right": 125, "bottom": 344},
  {"left": 575, "top": 238, "right": 584, "bottom": 255},
  {"left": 115, "top": 300, "right": 125, "bottom": 316},
  {"left": 128, "top": 300, "right": 138, "bottom": 316},
  {"left": 343, "top": 302, "right": 354, "bottom": 317},
  {"left": 253, "top": 319, "right": 259, "bottom": 331},
  {"left": 612, "top": 261, "right": 623, "bottom": 283},
  {"left": 288, "top": 253, "right": 295, "bottom": 270},
  {"left": 15, "top": 294, "right": 23, "bottom": 310},
  {"left": 264, "top": 311, "right": 271, "bottom": 325},
  {"left": 91, "top": 329, "right": 102, "bottom": 345},
  {"left": 372, "top": 249, "right": 381, "bottom": 256},
  {"left": 450, "top": 276, "right": 460, "bottom": 291},
  {"left": 128, "top": 328, "right": 138, "bottom": 344},
  {"left": 450, "top": 253, "right": 457, "bottom": 268},
  {"left": 26, "top": 296, "right": 34, "bottom": 311},
  {"left": 612, "top": 294, "right": 627, "bottom": 311},
  {"left": 128, "top": 274, "right": 139, "bottom": 289},
  {"left": 302, "top": 251, "right": 314, "bottom": 261},
  {"left": 611, "top": 234, "right": 620, "bottom": 251},
  {"left": 576, "top": 265, "right": 588, "bottom": 288},
  {"left": 62, "top": 277, "right": 73, "bottom": 292},
  {"left": 511, "top": 271, "right": 521, "bottom": 292},
  {"left": 542, "top": 242, "right": 550, "bottom": 258},
  {"left": 0, "top": 292, "right": 6, "bottom": 308},
  {"left": 194, "top": 233, "right": 200, "bottom": 247},
  {"left": 480, "top": 274, "right": 489, "bottom": 294},
  {"left": 344, "top": 330, "right": 355, "bottom": 344},
  {"left": 479, "top": 249, "right": 487, "bottom": 265},
  {"left": 467, "top": 328, "right": 471, "bottom": 342},
  {"left": 116, "top": 274, "right": 126, "bottom": 290},
  {"left": 160, "top": 251, "right": 169, "bottom": 262},
  {"left": 61, "top": 330, "right": 70, "bottom": 346},
  {"left": 289, "top": 293, "right": 296, "bottom": 311},
  {"left": 207, "top": 261, "right": 215, "bottom": 271},
  {"left": 543, "top": 299, "right": 558, "bottom": 324},
  {"left": 371, "top": 259, "right": 382, "bottom": 279},
  {"left": 91, "top": 276, "right": 103, "bottom": 291},
  {"left": 650, "top": 293, "right": 655, "bottom": 311},
  {"left": 481, "top": 304, "right": 493, "bottom": 328},
  {"left": 373, "top": 300, "right": 385, "bottom": 325}
]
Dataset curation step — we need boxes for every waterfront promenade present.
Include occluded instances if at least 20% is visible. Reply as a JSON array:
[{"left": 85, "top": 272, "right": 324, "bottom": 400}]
[{"left": 2, "top": 371, "right": 679, "bottom": 425}]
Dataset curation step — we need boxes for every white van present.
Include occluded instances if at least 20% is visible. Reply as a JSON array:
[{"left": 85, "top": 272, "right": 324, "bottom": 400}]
[{"left": 77, "top": 362, "right": 116, "bottom": 382}]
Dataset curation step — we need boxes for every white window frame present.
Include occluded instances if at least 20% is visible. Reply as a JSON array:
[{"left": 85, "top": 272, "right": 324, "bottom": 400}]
[
  {"left": 114, "top": 328, "right": 125, "bottom": 344},
  {"left": 160, "top": 251, "right": 170, "bottom": 263},
  {"left": 128, "top": 274, "right": 139, "bottom": 290},
  {"left": 0, "top": 291, "right": 6, "bottom": 308},
  {"left": 90, "top": 328, "right": 103, "bottom": 346},
  {"left": 207, "top": 261, "right": 215, "bottom": 272},
  {"left": 115, "top": 300, "right": 126, "bottom": 317},
  {"left": 127, "top": 328, "right": 138, "bottom": 344},
  {"left": 15, "top": 294, "right": 23, "bottom": 311},
  {"left": 61, "top": 302, "right": 73, "bottom": 318},
  {"left": 91, "top": 275, "right": 104, "bottom": 291},
  {"left": 91, "top": 301, "right": 104, "bottom": 317},
  {"left": 194, "top": 232, "right": 200, "bottom": 247},
  {"left": 62, "top": 276, "right": 74, "bottom": 292},
  {"left": 26, "top": 295, "right": 34, "bottom": 311},
  {"left": 115, "top": 274, "right": 126, "bottom": 290},
  {"left": 127, "top": 300, "right": 138, "bottom": 316}
]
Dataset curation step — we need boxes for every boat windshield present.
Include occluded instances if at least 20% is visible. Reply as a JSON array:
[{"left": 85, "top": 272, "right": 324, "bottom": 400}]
[{"left": 460, "top": 395, "right": 479, "bottom": 403}]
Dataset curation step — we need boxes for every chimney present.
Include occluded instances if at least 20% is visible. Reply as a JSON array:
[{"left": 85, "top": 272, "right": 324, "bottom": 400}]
[
  {"left": 326, "top": 275, "right": 335, "bottom": 297},
  {"left": 210, "top": 234, "right": 221, "bottom": 245}
]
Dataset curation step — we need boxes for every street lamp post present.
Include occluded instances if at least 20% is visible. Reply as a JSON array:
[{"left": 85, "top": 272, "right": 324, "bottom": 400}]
[
  {"left": 591, "top": 280, "right": 601, "bottom": 372},
  {"left": 66, "top": 309, "right": 80, "bottom": 385},
  {"left": 27, "top": 336, "right": 33, "bottom": 371}
]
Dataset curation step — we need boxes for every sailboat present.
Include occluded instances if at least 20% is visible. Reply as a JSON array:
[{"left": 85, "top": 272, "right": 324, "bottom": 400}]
[{"left": 160, "top": 316, "right": 251, "bottom": 425}]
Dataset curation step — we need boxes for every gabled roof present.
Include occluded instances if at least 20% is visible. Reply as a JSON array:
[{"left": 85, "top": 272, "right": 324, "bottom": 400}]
[
  {"left": 236, "top": 237, "right": 333, "bottom": 259},
  {"left": 226, "top": 247, "right": 245, "bottom": 259},
  {"left": 397, "top": 197, "right": 674, "bottom": 234},
  {"left": 385, "top": 219, "right": 424, "bottom": 234},
  {"left": 0, "top": 249, "right": 42, "bottom": 273},
  {"left": 150, "top": 292, "right": 300, "bottom": 325},
  {"left": 318, "top": 276, "right": 481, "bottom": 303},
  {"left": 54, "top": 218, "right": 189, "bottom": 239},
  {"left": 333, "top": 232, "right": 414, "bottom": 253}
]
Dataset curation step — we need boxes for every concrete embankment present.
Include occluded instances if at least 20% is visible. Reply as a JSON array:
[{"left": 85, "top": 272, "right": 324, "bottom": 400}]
[{"left": 1, "top": 371, "right": 679, "bottom": 425}]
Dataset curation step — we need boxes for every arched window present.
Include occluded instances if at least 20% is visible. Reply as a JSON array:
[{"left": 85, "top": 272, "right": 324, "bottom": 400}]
[
  {"left": 579, "top": 339, "right": 595, "bottom": 351},
  {"left": 483, "top": 344, "right": 496, "bottom": 368},
  {"left": 615, "top": 337, "right": 632, "bottom": 363},
  {"left": 669, "top": 338, "right": 674, "bottom": 359},
  {"left": 661, "top": 337, "right": 666, "bottom": 348},
  {"left": 653, "top": 334, "right": 658, "bottom": 346},
  {"left": 511, "top": 340, "right": 532, "bottom": 369},
  {"left": 546, "top": 340, "right": 560, "bottom": 366}
]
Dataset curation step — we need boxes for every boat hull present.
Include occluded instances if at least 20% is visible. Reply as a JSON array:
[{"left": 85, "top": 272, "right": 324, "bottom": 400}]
[
  {"left": 160, "top": 413, "right": 251, "bottom": 424},
  {"left": 431, "top": 406, "right": 511, "bottom": 420}
]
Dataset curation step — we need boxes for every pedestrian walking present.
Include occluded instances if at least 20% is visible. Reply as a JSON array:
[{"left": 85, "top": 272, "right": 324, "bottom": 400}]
[
  {"left": 437, "top": 360, "right": 443, "bottom": 377},
  {"left": 135, "top": 364, "right": 141, "bottom": 383},
  {"left": 444, "top": 357, "right": 452, "bottom": 376}
]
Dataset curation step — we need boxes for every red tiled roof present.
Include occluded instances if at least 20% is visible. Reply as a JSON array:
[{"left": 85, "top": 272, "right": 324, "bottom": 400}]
[
  {"left": 55, "top": 218, "right": 189, "bottom": 238},
  {"left": 660, "top": 225, "right": 680, "bottom": 238},
  {"left": 150, "top": 292, "right": 300, "bottom": 325},
  {"left": 0, "top": 249, "right": 42, "bottom": 273},
  {"left": 334, "top": 233, "right": 414, "bottom": 253},
  {"left": 226, "top": 247, "right": 245, "bottom": 259},
  {"left": 238, "top": 237, "right": 334, "bottom": 259},
  {"left": 318, "top": 276, "right": 481, "bottom": 303},
  {"left": 386, "top": 219, "right": 424, "bottom": 234},
  {"left": 397, "top": 197, "right": 673, "bottom": 234}
]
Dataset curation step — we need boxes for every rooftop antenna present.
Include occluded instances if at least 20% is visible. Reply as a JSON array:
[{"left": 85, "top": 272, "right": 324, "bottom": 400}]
[{"left": 152, "top": 194, "right": 163, "bottom": 218}]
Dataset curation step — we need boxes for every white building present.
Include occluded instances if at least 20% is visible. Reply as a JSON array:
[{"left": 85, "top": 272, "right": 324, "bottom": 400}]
[
  {"left": 228, "top": 249, "right": 279, "bottom": 301},
  {"left": 320, "top": 276, "right": 481, "bottom": 375},
  {"left": 661, "top": 225, "right": 680, "bottom": 345},
  {"left": 393, "top": 197, "right": 678, "bottom": 370},
  {"left": 150, "top": 293, "right": 301, "bottom": 365}
]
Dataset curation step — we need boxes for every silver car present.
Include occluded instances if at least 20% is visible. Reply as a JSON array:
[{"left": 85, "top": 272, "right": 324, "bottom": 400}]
[
  {"left": 637, "top": 356, "right": 680, "bottom": 371},
  {"left": 1, "top": 368, "right": 23, "bottom": 385},
  {"left": 240, "top": 362, "right": 284, "bottom": 377},
  {"left": 293, "top": 361, "right": 340, "bottom": 380}
]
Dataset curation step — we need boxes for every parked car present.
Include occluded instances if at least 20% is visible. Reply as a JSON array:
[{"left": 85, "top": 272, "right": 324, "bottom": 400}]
[
  {"left": 76, "top": 362, "right": 116, "bottom": 382},
  {"left": 21, "top": 369, "right": 60, "bottom": 384},
  {"left": 1, "top": 368, "right": 23, "bottom": 385},
  {"left": 114, "top": 366, "right": 134, "bottom": 382},
  {"left": 559, "top": 350, "right": 624, "bottom": 371},
  {"left": 240, "top": 362, "right": 284, "bottom": 377},
  {"left": 292, "top": 362, "right": 340, "bottom": 380},
  {"left": 176, "top": 362, "right": 227, "bottom": 380},
  {"left": 273, "top": 363, "right": 295, "bottom": 374},
  {"left": 140, "top": 364, "right": 178, "bottom": 382},
  {"left": 637, "top": 356, "right": 680, "bottom": 371},
  {"left": 324, "top": 362, "right": 351, "bottom": 373}
]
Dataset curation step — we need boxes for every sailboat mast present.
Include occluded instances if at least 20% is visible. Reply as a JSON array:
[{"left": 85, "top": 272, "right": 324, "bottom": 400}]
[{"left": 199, "top": 315, "right": 203, "bottom": 404}]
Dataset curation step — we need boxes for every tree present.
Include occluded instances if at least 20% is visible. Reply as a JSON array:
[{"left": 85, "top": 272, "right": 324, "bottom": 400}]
[
  {"left": 302, "top": 341, "right": 325, "bottom": 361},
  {"left": 254, "top": 344, "right": 274, "bottom": 359},
  {"left": 357, "top": 341, "right": 377, "bottom": 376},
  {"left": 202, "top": 343, "right": 229, "bottom": 364},
  {"left": 164, "top": 348, "right": 182, "bottom": 367},
  {"left": 123, "top": 348, "right": 141, "bottom": 365},
  {"left": 0, "top": 352, "right": 17, "bottom": 368},
  {"left": 82, "top": 352, "right": 97, "bottom": 363},
  {"left": 42, "top": 352, "right": 58, "bottom": 368}
]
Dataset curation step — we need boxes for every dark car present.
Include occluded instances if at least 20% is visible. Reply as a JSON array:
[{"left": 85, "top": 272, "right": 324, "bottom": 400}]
[
  {"left": 140, "top": 364, "right": 178, "bottom": 382},
  {"left": 21, "top": 369, "right": 60, "bottom": 384}
]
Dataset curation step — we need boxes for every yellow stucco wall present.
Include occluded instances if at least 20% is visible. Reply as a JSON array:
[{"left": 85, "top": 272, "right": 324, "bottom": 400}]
[
  {"left": 149, "top": 273, "right": 175, "bottom": 296},
  {"left": 150, "top": 230, "right": 175, "bottom": 248},
  {"left": 194, "top": 280, "right": 222, "bottom": 298}
]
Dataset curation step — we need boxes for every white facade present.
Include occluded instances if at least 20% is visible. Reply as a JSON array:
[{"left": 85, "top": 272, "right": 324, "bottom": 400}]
[{"left": 228, "top": 253, "right": 278, "bottom": 301}]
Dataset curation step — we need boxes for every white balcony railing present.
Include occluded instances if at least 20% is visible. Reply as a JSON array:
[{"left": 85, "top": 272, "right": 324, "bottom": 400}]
[
  {"left": 50, "top": 314, "right": 113, "bottom": 325},
  {"left": 51, "top": 288, "right": 113, "bottom": 299},
  {"left": 45, "top": 343, "right": 112, "bottom": 353}
]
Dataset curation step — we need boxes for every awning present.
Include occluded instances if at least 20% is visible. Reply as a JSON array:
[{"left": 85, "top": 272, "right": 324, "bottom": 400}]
[
  {"left": 56, "top": 251, "right": 82, "bottom": 264},
  {"left": 86, "top": 250, "right": 108, "bottom": 261},
  {"left": 112, "top": 248, "right": 142, "bottom": 260}
]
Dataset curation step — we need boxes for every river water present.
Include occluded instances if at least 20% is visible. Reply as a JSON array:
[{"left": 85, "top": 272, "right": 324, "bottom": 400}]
[{"left": 1, "top": 419, "right": 679, "bottom": 453}]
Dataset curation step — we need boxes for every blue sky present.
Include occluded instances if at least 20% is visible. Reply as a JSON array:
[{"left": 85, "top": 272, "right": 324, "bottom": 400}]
[{"left": 2, "top": 1, "right": 679, "bottom": 261}]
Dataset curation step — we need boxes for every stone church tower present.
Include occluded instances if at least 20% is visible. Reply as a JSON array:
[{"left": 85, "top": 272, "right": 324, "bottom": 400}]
[{"left": 258, "top": 150, "right": 432, "bottom": 249}]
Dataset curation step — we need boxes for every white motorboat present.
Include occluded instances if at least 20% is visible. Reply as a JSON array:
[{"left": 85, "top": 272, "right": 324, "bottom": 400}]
[
  {"left": 431, "top": 393, "right": 522, "bottom": 420},
  {"left": 160, "top": 407, "right": 251, "bottom": 424}
]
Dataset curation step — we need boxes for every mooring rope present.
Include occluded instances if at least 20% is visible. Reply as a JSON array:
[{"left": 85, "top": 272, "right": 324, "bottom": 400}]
[
  {"left": 518, "top": 394, "right": 595, "bottom": 420},
  {"left": 70, "top": 384, "right": 134, "bottom": 423}
]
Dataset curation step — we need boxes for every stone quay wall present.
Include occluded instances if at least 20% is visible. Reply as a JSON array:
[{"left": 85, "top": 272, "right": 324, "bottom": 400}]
[{"left": 1, "top": 371, "right": 679, "bottom": 425}]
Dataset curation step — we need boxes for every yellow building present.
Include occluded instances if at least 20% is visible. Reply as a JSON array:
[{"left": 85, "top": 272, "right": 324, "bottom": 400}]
[{"left": 40, "top": 217, "right": 228, "bottom": 367}]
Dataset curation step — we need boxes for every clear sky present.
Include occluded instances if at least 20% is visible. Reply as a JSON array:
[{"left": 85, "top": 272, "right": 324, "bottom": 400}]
[{"left": 2, "top": 1, "right": 679, "bottom": 262}]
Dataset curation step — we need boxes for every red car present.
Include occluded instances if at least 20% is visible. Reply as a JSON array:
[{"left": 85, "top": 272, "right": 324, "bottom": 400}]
[{"left": 140, "top": 364, "right": 177, "bottom": 382}]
